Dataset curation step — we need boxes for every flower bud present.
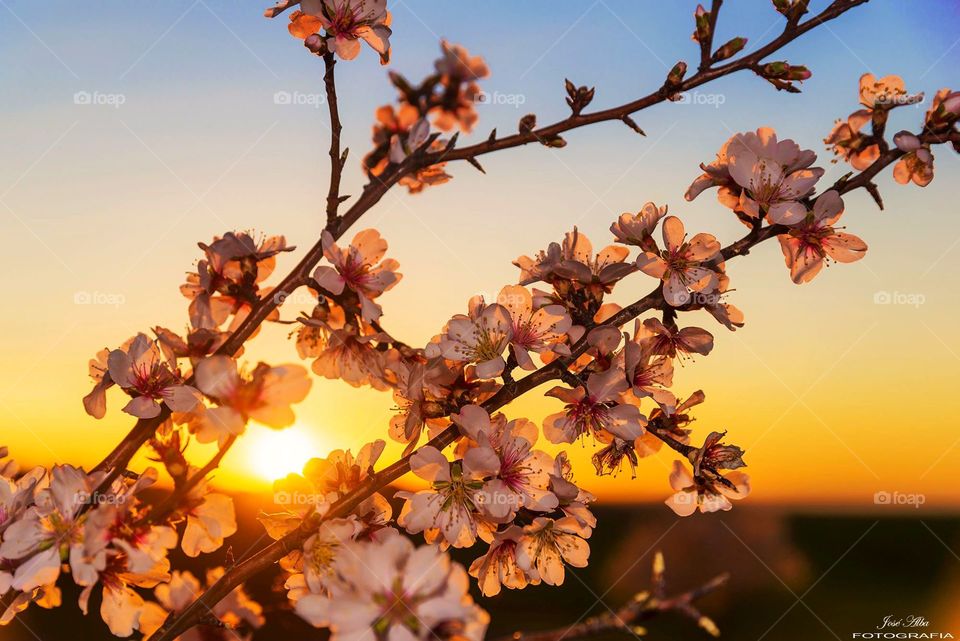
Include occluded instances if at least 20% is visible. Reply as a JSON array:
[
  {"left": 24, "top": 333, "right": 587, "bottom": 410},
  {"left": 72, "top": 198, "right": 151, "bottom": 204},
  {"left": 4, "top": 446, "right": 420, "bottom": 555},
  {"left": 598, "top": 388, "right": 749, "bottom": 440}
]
[
  {"left": 712, "top": 36, "right": 747, "bottom": 62},
  {"left": 692, "top": 4, "right": 711, "bottom": 44},
  {"left": 666, "top": 61, "right": 688, "bottom": 88}
]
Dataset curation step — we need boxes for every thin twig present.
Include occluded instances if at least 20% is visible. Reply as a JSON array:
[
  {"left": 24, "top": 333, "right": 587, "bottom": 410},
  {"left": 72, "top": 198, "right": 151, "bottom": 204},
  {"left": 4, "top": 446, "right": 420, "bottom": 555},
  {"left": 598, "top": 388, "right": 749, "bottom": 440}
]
[{"left": 323, "top": 52, "right": 345, "bottom": 226}]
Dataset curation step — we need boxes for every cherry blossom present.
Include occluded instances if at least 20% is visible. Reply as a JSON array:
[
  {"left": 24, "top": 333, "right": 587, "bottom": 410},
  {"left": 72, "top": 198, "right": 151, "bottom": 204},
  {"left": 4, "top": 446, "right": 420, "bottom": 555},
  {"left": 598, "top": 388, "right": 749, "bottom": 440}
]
[
  {"left": 192, "top": 356, "right": 311, "bottom": 444},
  {"left": 295, "top": 533, "right": 488, "bottom": 641},
  {"left": 664, "top": 460, "right": 750, "bottom": 516},
  {"left": 180, "top": 232, "right": 292, "bottom": 330},
  {"left": 0, "top": 465, "right": 98, "bottom": 592},
  {"left": 777, "top": 190, "right": 867, "bottom": 284},
  {"left": 543, "top": 366, "right": 646, "bottom": 444},
  {"left": 468, "top": 526, "right": 535, "bottom": 597},
  {"left": 105, "top": 333, "right": 199, "bottom": 420},
  {"left": 82, "top": 348, "right": 112, "bottom": 420},
  {"left": 925, "top": 88, "right": 960, "bottom": 129},
  {"left": 824, "top": 114, "right": 879, "bottom": 170},
  {"left": 435, "top": 297, "right": 513, "bottom": 379},
  {"left": 610, "top": 202, "right": 668, "bottom": 248},
  {"left": 684, "top": 135, "right": 741, "bottom": 209},
  {"left": 515, "top": 516, "right": 590, "bottom": 586},
  {"left": 857, "top": 73, "right": 922, "bottom": 112},
  {"left": 497, "top": 285, "right": 572, "bottom": 370},
  {"left": 397, "top": 444, "right": 501, "bottom": 548},
  {"left": 724, "top": 127, "right": 824, "bottom": 224},
  {"left": 313, "top": 229, "right": 401, "bottom": 323},
  {"left": 453, "top": 405, "right": 558, "bottom": 516},
  {"left": 622, "top": 329, "right": 676, "bottom": 412},
  {"left": 636, "top": 216, "right": 720, "bottom": 307},
  {"left": 388, "top": 117, "right": 430, "bottom": 164},
  {"left": 893, "top": 131, "right": 935, "bottom": 187},
  {"left": 388, "top": 361, "right": 452, "bottom": 451},
  {"left": 288, "top": 0, "right": 392, "bottom": 63},
  {"left": 431, "top": 40, "right": 490, "bottom": 133},
  {"left": 309, "top": 325, "right": 391, "bottom": 390},
  {"left": 179, "top": 478, "right": 238, "bottom": 557},
  {"left": 635, "top": 318, "right": 714, "bottom": 361},
  {"left": 141, "top": 568, "right": 264, "bottom": 640}
]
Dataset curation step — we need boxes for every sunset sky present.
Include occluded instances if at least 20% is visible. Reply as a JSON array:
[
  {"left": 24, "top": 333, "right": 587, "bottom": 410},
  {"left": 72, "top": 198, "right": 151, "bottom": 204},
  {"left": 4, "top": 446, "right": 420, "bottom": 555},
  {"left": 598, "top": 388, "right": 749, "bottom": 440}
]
[{"left": 1, "top": 1, "right": 959, "bottom": 507}]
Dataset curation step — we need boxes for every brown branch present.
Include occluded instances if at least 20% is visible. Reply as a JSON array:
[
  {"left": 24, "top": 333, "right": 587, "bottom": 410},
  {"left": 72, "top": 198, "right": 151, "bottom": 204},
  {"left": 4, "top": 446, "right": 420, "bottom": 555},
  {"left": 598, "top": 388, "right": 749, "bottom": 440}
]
[
  {"left": 323, "top": 52, "right": 346, "bottom": 226},
  {"left": 143, "top": 435, "right": 238, "bottom": 526},
  {"left": 495, "top": 565, "right": 729, "bottom": 641},
  {"left": 421, "top": 0, "right": 870, "bottom": 168}
]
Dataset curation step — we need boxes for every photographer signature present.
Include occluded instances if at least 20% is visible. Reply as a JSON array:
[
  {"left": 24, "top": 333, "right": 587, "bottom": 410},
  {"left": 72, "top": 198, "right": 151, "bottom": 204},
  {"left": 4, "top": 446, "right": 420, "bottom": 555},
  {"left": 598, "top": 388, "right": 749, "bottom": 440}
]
[{"left": 879, "top": 616, "right": 930, "bottom": 630}]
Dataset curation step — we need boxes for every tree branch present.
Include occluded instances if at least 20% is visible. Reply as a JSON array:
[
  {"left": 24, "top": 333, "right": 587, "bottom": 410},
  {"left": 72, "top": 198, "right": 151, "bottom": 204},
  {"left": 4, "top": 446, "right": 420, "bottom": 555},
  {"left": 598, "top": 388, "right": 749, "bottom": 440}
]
[
  {"left": 421, "top": 0, "right": 869, "bottom": 168},
  {"left": 323, "top": 52, "right": 346, "bottom": 226}
]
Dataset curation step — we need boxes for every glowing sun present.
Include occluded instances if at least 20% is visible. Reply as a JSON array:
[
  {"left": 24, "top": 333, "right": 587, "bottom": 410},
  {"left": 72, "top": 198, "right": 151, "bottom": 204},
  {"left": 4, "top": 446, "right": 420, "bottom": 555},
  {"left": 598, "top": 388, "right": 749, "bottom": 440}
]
[{"left": 246, "top": 426, "right": 322, "bottom": 481}]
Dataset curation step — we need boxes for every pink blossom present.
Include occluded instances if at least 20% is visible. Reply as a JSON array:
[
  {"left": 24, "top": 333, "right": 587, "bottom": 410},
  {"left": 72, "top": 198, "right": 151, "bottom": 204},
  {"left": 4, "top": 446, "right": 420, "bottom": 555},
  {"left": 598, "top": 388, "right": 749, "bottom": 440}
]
[
  {"left": 397, "top": 444, "right": 501, "bottom": 548},
  {"left": 610, "top": 202, "right": 668, "bottom": 247},
  {"left": 635, "top": 216, "right": 720, "bottom": 307},
  {"left": 635, "top": 318, "right": 714, "bottom": 361},
  {"left": 777, "top": 190, "right": 867, "bottom": 284},
  {"left": 515, "top": 516, "right": 590, "bottom": 586},
  {"left": 193, "top": 356, "right": 311, "bottom": 444},
  {"left": 107, "top": 333, "right": 199, "bottom": 419},
  {"left": 543, "top": 366, "right": 646, "bottom": 444},
  {"left": 295, "top": 533, "right": 489, "bottom": 641},
  {"left": 664, "top": 460, "right": 750, "bottom": 517},
  {"left": 725, "top": 127, "right": 824, "bottom": 225},
  {"left": 437, "top": 298, "right": 513, "bottom": 379},
  {"left": 180, "top": 478, "right": 237, "bottom": 557},
  {"left": 468, "top": 526, "right": 535, "bottom": 596},
  {"left": 313, "top": 229, "right": 401, "bottom": 323},
  {"left": 497, "top": 285, "right": 572, "bottom": 370},
  {"left": 622, "top": 330, "right": 676, "bottom": 412},
  {"left": 289, "top": 0, "right": 391, "bottom": 64},
  {"left": 453, "top": 405, "right": 558, "bottom": 516},
  {"left": 893, "top": 131, "right": 934, "bottom": 187}
]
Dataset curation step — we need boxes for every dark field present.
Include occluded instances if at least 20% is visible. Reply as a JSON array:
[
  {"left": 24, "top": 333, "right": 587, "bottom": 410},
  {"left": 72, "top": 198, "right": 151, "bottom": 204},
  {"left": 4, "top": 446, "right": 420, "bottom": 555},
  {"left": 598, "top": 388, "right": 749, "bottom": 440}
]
[{"left": 4, "top": 498, "right": 958, "bottom": 640}]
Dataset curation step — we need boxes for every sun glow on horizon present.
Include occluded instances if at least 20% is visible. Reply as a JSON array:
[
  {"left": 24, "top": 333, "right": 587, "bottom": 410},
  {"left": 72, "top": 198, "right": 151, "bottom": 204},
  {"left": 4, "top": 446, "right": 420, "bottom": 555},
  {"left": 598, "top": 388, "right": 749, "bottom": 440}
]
[{"left": 245, "top": 426, "right": 322, "bottom": 482}]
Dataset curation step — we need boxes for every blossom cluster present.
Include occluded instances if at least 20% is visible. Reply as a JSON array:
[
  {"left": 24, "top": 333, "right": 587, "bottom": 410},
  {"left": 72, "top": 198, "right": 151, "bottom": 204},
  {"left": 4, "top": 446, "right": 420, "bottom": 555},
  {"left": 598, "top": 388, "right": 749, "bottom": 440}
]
[
  {"left": 0, "top": 449, "right": 258, "bottom": 638},
  {"left": 362, "top": 40, "right": 490, "bottom": 192}
]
